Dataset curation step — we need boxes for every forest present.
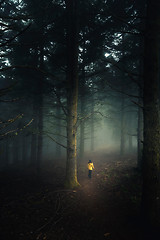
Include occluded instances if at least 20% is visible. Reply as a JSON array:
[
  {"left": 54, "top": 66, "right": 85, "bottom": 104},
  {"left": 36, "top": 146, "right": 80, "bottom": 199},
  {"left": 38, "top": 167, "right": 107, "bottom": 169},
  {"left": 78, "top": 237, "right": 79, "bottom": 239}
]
[{"left": 0, "top": 0, "right": 160, "bottom": 239}]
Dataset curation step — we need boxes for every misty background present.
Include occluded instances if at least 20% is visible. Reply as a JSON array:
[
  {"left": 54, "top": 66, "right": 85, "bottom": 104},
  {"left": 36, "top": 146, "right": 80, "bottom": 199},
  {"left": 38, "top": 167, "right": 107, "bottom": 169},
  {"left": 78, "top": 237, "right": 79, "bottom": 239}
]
[{"left": 0, "top": 0, "right": 144, "bottom": 170}]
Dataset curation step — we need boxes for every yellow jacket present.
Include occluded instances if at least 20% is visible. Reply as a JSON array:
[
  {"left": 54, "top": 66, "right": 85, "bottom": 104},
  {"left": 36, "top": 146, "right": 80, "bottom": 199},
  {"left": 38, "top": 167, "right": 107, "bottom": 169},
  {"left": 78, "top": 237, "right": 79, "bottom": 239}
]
[{"left": 88, "top": 162, "right": 94, "bottom": 170}]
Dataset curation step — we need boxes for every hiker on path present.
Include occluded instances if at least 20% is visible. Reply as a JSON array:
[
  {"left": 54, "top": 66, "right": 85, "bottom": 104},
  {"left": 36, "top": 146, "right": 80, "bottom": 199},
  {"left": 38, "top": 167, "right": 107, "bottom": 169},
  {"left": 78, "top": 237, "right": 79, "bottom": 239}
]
[{"left": 88, "top": 160, "right": 94, "bottom": 179}]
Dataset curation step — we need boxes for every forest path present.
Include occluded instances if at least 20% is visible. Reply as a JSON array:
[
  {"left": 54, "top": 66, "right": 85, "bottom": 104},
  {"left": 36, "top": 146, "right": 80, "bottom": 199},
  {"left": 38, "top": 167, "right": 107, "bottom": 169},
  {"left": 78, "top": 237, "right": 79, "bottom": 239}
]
[
  {"left": 0, "top": 154, "right": 150, "bottom": 240},
  {"left": 72, "top": 156, "right": 144, "bottom": 240}
]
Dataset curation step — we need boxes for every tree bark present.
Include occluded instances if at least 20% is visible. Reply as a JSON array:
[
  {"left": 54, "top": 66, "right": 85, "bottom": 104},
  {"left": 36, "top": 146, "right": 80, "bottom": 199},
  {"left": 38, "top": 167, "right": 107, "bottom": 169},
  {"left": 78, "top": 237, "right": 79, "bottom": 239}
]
[
  {"left": 120, "top": 34, "right": 126, "bottom": 156},
  {"left": 120, "top": 93, "right": 125, "bottom": 156},
  {"left": 90, "top": 93, "right": 95, "bottom": 151},
  {"left": 137, "top": 89, "right": 143, "bottom": 169},
  {"left": 30, "top": 99, "right": 38, "bottom": 167},
  {"left": 5, "top": 137, "right": 9, "bottom": 168},
  {"left": 22, "top": 133, "right": 27, "bottom": 166},
  {"left": 65, "top": 0, "right": 80, "bottom": 188},
  {"left": 79, "top": 38, "right": 86, "bottom": 159},
  {"left": 79, "top": 67, "right": 85, "bottom": 159},
  {"left": 79, "top": 103, "right": 85, "bottom": 158},
  {"left": 128, "top": 119, "right": 133, "bottom": 153},
  {"left": 13, "top": 134, "right": 20, "bottom": 166},
  {"left": 37, "top": 45, "right": 44, "bottom": 172},
  {"left": 56, "top": 92, "right": 62, "bottom": 157},
  {"left": 142, "top": 0, "right": 160, "bottom": 227}
]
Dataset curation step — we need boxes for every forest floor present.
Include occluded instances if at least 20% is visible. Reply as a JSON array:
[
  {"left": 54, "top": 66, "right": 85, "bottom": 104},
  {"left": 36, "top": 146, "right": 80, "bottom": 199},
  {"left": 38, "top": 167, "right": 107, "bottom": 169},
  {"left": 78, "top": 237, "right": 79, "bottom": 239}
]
[{"left": 0, "top": 152, "right": 159, "bottom": 240}]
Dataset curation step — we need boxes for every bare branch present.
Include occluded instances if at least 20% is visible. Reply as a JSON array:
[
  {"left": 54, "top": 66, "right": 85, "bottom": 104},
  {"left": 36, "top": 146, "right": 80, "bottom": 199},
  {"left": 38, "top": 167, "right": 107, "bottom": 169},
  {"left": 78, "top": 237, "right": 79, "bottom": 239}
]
[
  {"left": 77, "top": 111, "right": 110, "bottom": 129},
  {"left": 0, "top": 118, "right": 34, "bottom": 139},
  {"left": 43, "top": 132, "right": 67, "bottom": 149},
  {"left": 104, "top": 79, "right": 140, "bottom": 99},
  {"left": 0, "top": 64, "right": 68, "bottom": 116},
  {"left": 102, "top": 59, "right": 143, "bottom": 88},
  {"left": 0, "top": 114, "right": 23, "bottom": 129},
  {"left": 43, "top": 130, "right": 67, "bottom": 139},
  {"left": 50, "top": 87, "right": 67, "bottom": 116},
  {"left": 85, "top": 61, "right": 142, "bottom": 90},
  {"left": 131, "top": 100, "right": 143, "bottom": 109}
]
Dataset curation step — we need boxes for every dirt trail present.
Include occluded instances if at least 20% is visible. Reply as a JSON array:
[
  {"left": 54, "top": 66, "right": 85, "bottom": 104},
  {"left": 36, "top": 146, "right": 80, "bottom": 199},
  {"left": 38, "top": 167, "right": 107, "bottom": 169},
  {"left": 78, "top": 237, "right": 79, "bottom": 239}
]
[
  {"left": 77, "top": 177, "right": 110, "bottom": 239},
  {"left": 71, "top": 159, "right": 143, "bottom": 240},
  {"left": 0, "top": 155, "right": 150, "bottom": 240}
]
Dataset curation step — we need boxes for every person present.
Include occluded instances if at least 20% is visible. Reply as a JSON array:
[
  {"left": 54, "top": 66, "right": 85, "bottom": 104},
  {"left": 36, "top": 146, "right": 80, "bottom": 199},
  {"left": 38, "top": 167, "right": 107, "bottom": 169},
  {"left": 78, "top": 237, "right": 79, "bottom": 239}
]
[{"left": 88, "top": 160, "right": 94, "bottom": 179}]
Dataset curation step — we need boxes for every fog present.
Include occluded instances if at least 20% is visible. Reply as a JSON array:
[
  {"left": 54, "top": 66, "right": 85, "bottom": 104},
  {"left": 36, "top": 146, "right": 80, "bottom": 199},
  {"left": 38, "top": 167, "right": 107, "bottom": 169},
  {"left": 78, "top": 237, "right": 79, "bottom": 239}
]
[
  {"left": 0, "top": 1, "right": 142, "bottom": 225},
  {"left": 2, "top": 1, "right": 160, "bottom": 239},
  {"left": 0, "top": 0, "right": 144, "bottom": 173},
  {"left": 0, "top": 96, "right": 138, "bottom": 170}
]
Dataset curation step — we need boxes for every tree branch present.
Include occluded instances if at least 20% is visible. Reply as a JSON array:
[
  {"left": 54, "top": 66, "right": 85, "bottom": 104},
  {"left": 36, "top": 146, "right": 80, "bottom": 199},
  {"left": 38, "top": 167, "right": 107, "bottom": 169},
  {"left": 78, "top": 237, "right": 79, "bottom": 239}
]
[
  {"left": 103, "top": 79, "right": 140, "bottom": 99},
  {"left": 77, "top": 111, "right": 110, "bottom": 129},
  {"left": 0, "top": 65, "right": 68, "bottom": 116},
  {"left": 0, "top": 118, "right": 34, "bottom": 139},
  {"left": 43, "top": 132, "right": 67, "bottom": 149}
]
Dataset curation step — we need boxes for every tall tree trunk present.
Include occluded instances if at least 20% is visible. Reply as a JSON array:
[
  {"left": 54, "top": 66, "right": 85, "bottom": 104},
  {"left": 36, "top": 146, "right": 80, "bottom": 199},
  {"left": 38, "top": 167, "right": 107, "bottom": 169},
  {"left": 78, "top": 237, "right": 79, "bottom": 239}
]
[
  {"left": 120, "top": 34, "right": 126, "bottom": 156},
  {"left": 37, "top": 103, "right": 43, "bottom": 171},
  {"left": 79, "top": 60, "right": 85, "bottom": 159},
  {"left": 56, "top": 103, "right": 61, "bottom": 157},
  {"left": 65, "top": 0, "right": 80, "bottom": 188},
  {"left": 22, "top": 133, "right": 27, "bottom": 166},
  {"left": 0, "top": 143, "right": 4, "bottom": 168},
  {"left": 30, "top": 47, "right": 39, "bottom": 169},
  {"left": 137, "top": 33, "right": 144, "bottom": 169},
  {"left": 90, "top": 93, "right": 95, "bottom": 151},
  {"left": 5, "top": 137, "right": 9, "bottom": 168},
  {"left": 13, "top": 135, "right": 19, "bottom": 166},
  {"left": 120, "top": 93, "right": 125, "bottom": 155},
  {"left": 30, "top": 99, "right": 38, "bottom": 167},
  {"left": 80, "top": 100, "right": 85, "bottom": 158},
  {"left": 142, "top": 0, "right": 160, "bottom": 227},
  {"left": 128, "top": 116, "right": 133, "bottom": 153},
  {"left": 137, "top": 89, "right": 143, "bottom": 169},
  {"left": 37, "top": 45, "right": 44, "bottom": 172}
]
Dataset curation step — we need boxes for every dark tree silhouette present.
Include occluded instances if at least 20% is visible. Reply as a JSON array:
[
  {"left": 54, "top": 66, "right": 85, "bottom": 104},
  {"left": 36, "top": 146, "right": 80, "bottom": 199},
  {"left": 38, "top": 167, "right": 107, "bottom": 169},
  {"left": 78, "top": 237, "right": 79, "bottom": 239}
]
[
  {"left": 64, "top": 0, "right": 80, "bottom": 188},
  {"left": 142, "top": 0, "right": 160, "bottom": 227}
]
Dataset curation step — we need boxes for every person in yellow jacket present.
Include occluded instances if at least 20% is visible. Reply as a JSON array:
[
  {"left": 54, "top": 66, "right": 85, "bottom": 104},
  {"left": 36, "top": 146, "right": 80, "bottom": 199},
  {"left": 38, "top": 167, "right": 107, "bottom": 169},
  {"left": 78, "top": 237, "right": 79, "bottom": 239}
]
[{"left": 88, "top": 160, "right": 94, "bottom": 179}]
